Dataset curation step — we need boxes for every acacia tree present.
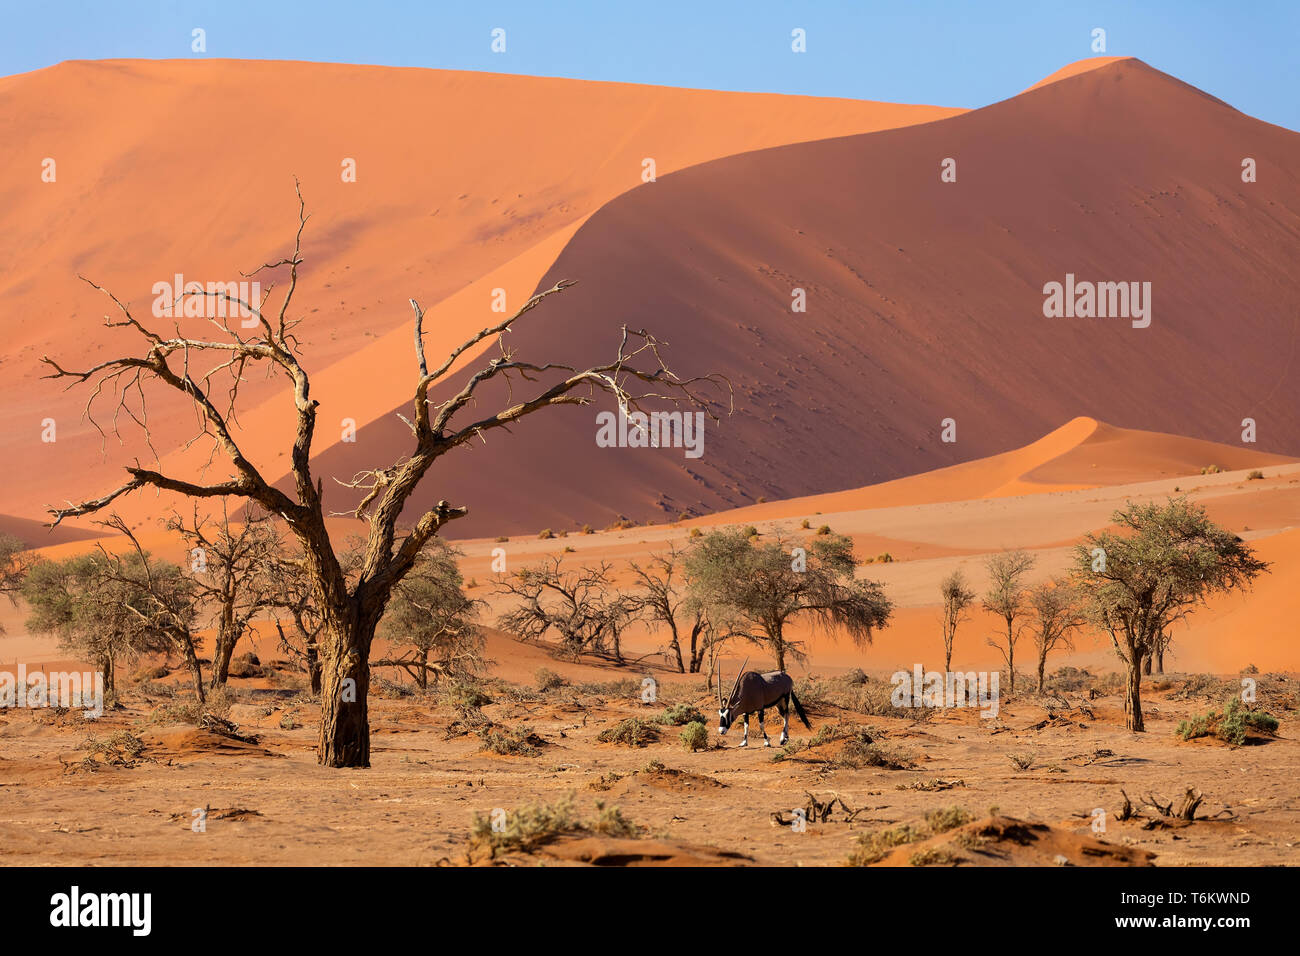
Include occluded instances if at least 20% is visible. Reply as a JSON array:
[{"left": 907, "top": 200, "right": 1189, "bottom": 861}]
[
  {"left": 0, "top": 534, "right": 34, "bottom": 614},
  {"left": 167, "top": 502, "right": 278, "bottom": 689},
  {"left": 496, "top": 558, "right": 633, "bottom": 662},
  {"left": 684, "top": 529, "right": 893, "bottom": 671},
  {"left": 1070, "top": 498, "right": 1267, "bottom": 732},
  {"left": 375, "top": 540, "right": 483, "bottom": 688},
  {"left": 22, "top": 545, "right": 181, "bottom": 695},
  {"left": 1027, "top": 578, "right": 1085, "bottom": 693},
  {"left": 44, "top": 185, "right": 728, "bottom": 767},
  {"left": 982, "top": 549, "right": 1036, "bottom": 695},
  {"left": 628, "top": 546, "right": 712, "bottom": 673},
  {"left": 938, "top": 569, "right": 976, "bottom": 672},
  {"left": 94, "top": 516, "right": 206, "bottom": 702}
]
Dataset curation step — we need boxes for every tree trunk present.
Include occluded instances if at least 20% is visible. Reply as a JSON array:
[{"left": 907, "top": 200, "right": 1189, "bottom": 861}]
[
  {"left": 1156, "top": 646, "right": 1165, "bottom": 674},
  {"left": 689, "top": 622, "right": 705, "bottom": 673},
  {"left": 317, "top": 604, "right": 378, "bottom": 768},
  {"left": 944, "top": 641, "right": 953, "bottom": 674},
  {"left": 1005, "top": 623, "right": 1016, "bottom": 696},
  {"left": 1037, "top": 651, "right": 1047, "bottom": 694},
  {"left": 668, "top": 624, "right": 685, "bottom": 674},
  {"left": 1143, "top": 654, "right": 1152, "bottom": 676},
  {"left": 1125, "top": 656, "right": 1145, "bottom": 732},
  {"left": 210, "top": 623, "right": 237, "bottom": 689},
  {"left": 100, "top": 653, "right": 114, "bottom": 696},
  {"left": 180, "top": 638, "right": 206, "bottom": 705},
  {"left": 306, "top": 639, "right": 322, "bottom": 695},
  {"left": 417, "top": 647, "right": 429, "bottom": 691}
]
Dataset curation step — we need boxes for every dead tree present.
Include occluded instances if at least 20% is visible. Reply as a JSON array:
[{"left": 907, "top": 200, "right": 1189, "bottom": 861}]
[
  {"left": 496, "top": 558, "right": 633, "bottom": 662},
  {"left": 1027, "top": 578, "right": 1086, "bottom": 693},
  {"left": 166, "top": 502, "right": 278, "bottom": 689},
  {"left": 983, "top": 550, "right": 1036, "bottom": 696},
  {"left": 44, "top": 183, "right": 729, "bottom": 766},
  {"left": 629, "top": 546, "right": 711, "bottom": 673}
]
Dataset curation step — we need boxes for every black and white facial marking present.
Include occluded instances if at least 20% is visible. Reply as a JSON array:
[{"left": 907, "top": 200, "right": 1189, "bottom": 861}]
[{"left": 717, "top": 705, "right": 733, "bottom": 735}]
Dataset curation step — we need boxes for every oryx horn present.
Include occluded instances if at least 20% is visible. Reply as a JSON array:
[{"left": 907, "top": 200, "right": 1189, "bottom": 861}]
[{"left": 727, "top": 656, "right": 749, "bottom": 706}]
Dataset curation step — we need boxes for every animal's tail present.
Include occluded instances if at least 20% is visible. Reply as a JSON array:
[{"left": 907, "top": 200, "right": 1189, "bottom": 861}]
[{"left": 790, "top": 691, "right": 812, "bottom": 730}]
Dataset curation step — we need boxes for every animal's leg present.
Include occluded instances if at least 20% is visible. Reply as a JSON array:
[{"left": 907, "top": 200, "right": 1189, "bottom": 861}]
[
  {"left": 739, "top": 714, "right": 749, "bottom": 748},
  {"left": 759, "top": 708, "right": 771, "bottom": 747},
  {"left": 779, "top": 696, "right": 791, "bottom": 745}
]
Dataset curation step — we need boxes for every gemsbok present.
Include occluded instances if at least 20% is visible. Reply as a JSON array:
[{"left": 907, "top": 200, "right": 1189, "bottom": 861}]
[{"left": 717, "top": 657, "right": 811, "bottom": 747}]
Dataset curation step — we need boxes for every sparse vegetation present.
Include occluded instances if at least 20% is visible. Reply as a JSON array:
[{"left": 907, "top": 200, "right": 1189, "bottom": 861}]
[
  {"left": 657, "top": 703, "right": 707, "bottom": 726},
  {"left": 1177, "top": 697, "right": 1279, "bottom": 746},
  {"left": 680, "top": 721, "right": 709, "bottom": 752},
  {"left": 1007, "top": 752, "right": 1037, "bottom": 772},
  {"left": 477, "top": 724, "right": 543, "bottom": 756},
  {"left": 909, "top": 846, "right": 962, "bottom": 867},
  {"left": 596, "top": 717, "right": 659, "bottom": 747},
  {"left": 535, "top": 668, "right": 569, "bottom": 691},
  {"left": 847, "top": 823, "right": 927, "bottom": 866},
  {"left": 925, "top": 805, "right": 973, "bottom": 833}
]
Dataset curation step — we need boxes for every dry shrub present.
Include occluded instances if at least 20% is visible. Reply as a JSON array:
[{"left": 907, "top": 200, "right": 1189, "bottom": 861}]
[
  {"left": 680, "top": 721, "right": 708, "bottom": 752},
  {"left": 469, "top": 794, "right": 639, "bottom": 858},
  {"left": 478, "top": 724, "right": 544, "bottom": 756},
  {"left": 847, "top": 823, "right": 927, "bottom": 866},
  {"left": 596, "top": 717, "right": 659, "bottom": 748}
]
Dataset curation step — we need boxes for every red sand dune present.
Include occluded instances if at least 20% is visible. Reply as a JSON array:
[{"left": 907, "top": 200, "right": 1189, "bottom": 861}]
[
  {"left": 310, "top": 57, "right": 1299, "bottom": 537},
  {"left": 0, "top": 58, "right": 959, "bottom": 526}
]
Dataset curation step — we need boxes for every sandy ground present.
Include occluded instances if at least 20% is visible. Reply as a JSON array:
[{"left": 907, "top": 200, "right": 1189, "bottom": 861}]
[{"left": 0, "top": 663, "right": 1293, "bottom": 866}]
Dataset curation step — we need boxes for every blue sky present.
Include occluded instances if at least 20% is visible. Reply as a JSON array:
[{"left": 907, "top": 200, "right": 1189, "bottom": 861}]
[{"left": 2, "top": 1, "right": 1297, "bottom": 130}]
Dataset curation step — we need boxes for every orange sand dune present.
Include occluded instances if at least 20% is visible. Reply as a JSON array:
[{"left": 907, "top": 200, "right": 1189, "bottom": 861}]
[
  {"left": 322, "top": 58, "right": 1300, "bottom": 536},
  {"left": 0, "top": 58, "right": 960, "bottom": 523},
  {"left": 686, "top": 416, "right": 1297, "bottom": 524}
]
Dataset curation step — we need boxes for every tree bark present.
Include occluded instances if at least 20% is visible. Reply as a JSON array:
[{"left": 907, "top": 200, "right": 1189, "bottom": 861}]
[
  {"left": 210, "top": 623, "right": 237, "bottom": 689},
  {"left": 667, "top": 623, "right": 685, "bottom": 674},
  {"left": 1125, "top": 656, "right": 1145, "bottom": 732},
  {"left": 316, "top": 592, "right": 382, "bottom": 767},
  {"left": 100, "top": 654, "right": 114, "bottom": 696},
  {"left": 180, "top": 637, "right": 206, "bottom": 705},
  {"left": 306, "top": 641, "right": 322, "bottom": 695},
  {"left": 1005, "top": 620, "right": 1016, "bottom": 695},
  {"left": 1037, "top": 652, "right": 1047, "bottom": 694}
]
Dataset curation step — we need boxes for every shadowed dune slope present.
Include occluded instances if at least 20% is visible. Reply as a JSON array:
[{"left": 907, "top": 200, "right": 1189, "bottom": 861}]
[
  {"left": 320, "top": 58, "right": 1299, "bottom": 536},
  {"left": 0, "top": 58, "right": 959, "bottom": 521}
]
